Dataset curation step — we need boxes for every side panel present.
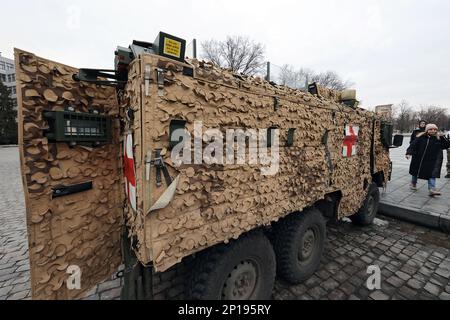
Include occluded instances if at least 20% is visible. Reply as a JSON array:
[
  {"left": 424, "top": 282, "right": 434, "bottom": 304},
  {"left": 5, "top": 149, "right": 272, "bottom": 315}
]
[
  {"left": 132, "top": 55, "right": 373, "bottom": 272},
  {"left": 14, "top": 49, "right": 123, "bottom": 299},
  {"left": 332, "top": 113, "right": 373, "bottom": 217}
]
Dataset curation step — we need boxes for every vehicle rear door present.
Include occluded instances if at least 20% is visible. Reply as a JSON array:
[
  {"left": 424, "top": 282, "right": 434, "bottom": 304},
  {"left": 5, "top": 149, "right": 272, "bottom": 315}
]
[{"left": 14, "top": 49, "right": 123, "bottom": 299}]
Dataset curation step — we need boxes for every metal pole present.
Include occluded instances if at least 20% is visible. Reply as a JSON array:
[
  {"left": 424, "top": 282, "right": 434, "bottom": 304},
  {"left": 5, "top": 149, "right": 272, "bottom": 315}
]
[
  {"left": 193, "top": 39, "right": 197, "bottom": 59},
  {"left": 266, "top": 61, "right": 271, "bottom": 82}
]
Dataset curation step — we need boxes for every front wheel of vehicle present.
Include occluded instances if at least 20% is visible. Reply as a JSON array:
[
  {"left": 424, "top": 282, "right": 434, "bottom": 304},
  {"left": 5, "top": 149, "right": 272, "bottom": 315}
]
[{"left": 271, "top": 208, "right": 326, "bottom": 284}]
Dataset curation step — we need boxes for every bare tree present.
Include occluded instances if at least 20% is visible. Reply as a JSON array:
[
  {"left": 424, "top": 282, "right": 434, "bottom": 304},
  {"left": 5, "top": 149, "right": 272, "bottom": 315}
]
[
  {"left": 417, "top": 106, "right": 449, "bottom": 129},
  {"left": 392, "top": 102, "right": 449, "bottom": 133},
  {"left": 201, "top": 36, "right": 354, "bottom": 89},
  {"left": 201, "top": 40, "right": 222, "bottom": 67},
  {"left": 201, "top": 36, "right": 265, "bottom": 76},
  {"left": 275, "top": 65, "right": 352, "bottom": 91},
  {"left": 310, "top": 70, "right": 354, "bottom": 91},
  {"left": 277, "top": 65, "right": 312, "bottom": 89},
  {"left": 277, "top": 64, "right": 296, "bottom": 87},
  {"left": 393, "top": 100, "right": 414, "bottom": 133}
]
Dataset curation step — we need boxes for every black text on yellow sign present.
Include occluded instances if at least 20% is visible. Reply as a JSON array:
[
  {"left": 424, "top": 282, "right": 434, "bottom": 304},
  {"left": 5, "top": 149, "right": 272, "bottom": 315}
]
[{"left": 163, "top": 38, "right": 182, "bottom": 58}]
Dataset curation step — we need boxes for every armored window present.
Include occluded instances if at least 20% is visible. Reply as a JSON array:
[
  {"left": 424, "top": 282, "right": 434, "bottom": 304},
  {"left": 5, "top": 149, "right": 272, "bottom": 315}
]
[
  {"left": 169, "top": 119, "right": 188, "bottom": 150},
  {"left": 43, "top": 110, "right": 112, "bottom": 145},
  {"left": 267, "top": 127, "right": 278, "bottom": 148},
  {"left": 286, "top": 129, "right": 296, "bottom": 147}
]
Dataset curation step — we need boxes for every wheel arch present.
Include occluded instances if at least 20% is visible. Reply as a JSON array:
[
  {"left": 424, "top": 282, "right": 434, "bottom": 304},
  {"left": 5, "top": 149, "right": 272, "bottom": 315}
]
[
  {"left": 372, "top": 170, "right": 386, "bottom": 188},
  {"left": 315, "top": 191, "right": 343, "bottom": 220},
  {"left": 187, "top": 228, "right": 276, "bottom": 300}
]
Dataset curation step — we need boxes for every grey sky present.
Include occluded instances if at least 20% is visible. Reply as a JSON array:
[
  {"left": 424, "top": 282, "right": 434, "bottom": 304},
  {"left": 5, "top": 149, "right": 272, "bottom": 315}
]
[{"left": 1, "top": 0, "right": 450, "bottom": 110}]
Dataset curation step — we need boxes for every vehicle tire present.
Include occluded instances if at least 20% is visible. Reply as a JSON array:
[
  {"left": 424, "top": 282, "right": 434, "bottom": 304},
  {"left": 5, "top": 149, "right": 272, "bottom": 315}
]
[
  {"left": 188, "top": 231, "right": 276, "bottom": 300},
  {"left": 350, "top": 183, "right": 380, "bottom": 226},
  {"left": 271, "top": 208, "right": 326, "bottom": 284}
]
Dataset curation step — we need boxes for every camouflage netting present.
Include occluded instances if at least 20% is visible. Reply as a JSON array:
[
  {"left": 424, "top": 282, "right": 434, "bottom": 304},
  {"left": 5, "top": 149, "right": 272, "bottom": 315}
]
[
  {"left": 15, "top": 49, "right": 123, "bottom": 299},
  {"left": 15, "top": 49, "right": 391, "bottom": 299},
  {"left": 126, "top": 55, "right": 390, "bottom": 272}
]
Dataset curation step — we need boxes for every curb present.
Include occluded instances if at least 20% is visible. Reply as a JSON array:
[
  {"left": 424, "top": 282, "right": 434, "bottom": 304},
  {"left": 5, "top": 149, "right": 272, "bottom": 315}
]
[{"left": 379, "top": 202, "right": 450, "bottom": 234}]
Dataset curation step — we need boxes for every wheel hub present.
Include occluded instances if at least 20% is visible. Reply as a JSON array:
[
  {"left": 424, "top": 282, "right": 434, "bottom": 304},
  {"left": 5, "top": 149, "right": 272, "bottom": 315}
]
[
  {"left": 222, "top": 261, "right": 258, "bottom": 300},
  {"left": 367, "top": 196, "right": 375, "bottom": 216},
  {"left": 298, "top": 228, "right": 317, "bottom": 264}
]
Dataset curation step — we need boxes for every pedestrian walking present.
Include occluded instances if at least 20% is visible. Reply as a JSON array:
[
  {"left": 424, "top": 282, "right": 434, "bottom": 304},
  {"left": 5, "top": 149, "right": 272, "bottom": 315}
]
[
  {"left": 446, "top": 129, "right": 450, "bottom": 179},
  {"left": 410, "top": 120, "right": 427, "bottom": 144},
  {"left": 406, "top": 124, "right": 450, "bottom": 196}
]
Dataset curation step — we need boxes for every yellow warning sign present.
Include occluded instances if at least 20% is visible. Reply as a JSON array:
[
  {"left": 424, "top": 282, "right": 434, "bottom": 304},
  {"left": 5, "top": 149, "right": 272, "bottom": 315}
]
[{"left": 163, "top": 38, "right": 182, "bottom": 58}]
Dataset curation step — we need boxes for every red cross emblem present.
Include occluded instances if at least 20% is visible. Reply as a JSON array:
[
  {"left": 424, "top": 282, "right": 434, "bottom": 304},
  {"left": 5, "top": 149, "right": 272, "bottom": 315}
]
[
  {"left": 342, "top": 125, "right": 359, "bottom": 157},
  {"left": 124, "top": 134, "right": 137, "bottom": 211}
]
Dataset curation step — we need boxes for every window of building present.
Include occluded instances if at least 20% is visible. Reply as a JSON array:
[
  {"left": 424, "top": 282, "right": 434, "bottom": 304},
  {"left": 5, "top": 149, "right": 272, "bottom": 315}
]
[
  {"left": 0, "top": 62, "right": 5, "bottom": 70},
  {"left": 11, "top": 87, "right": 16, "bottom": 95},
  {"left": 0, "top": 74, "right": 5, "bottom": 82},
  {"left": 7, "top": 64, "right": 14, "bottom": 70},
  {"left": 11, "top": 74, "right": 15, "bottom": 82}
]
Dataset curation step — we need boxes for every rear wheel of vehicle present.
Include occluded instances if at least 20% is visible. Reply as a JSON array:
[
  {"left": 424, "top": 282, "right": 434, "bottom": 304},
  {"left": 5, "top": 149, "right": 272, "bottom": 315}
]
[
  {"left": 350, "top": 183, "right": 380, "bottom": 226},
  {"left": 271, "top": 208, "right": 326, "bottom": 284},
  {"left": 188, "top": 232, "right": 276, "bottom": 300}
]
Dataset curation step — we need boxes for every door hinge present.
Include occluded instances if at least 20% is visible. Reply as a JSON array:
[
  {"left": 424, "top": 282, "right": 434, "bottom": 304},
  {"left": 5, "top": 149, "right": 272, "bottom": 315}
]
[
  {"left": 157, "top": 68, "right": 165, "bottom": 97},
  {"left": 144, "top": 64, "right": 152, "bottom": 97}
]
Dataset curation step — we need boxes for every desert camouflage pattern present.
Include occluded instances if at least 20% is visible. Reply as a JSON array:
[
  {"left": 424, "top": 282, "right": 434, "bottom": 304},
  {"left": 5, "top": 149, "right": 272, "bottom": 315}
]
[
  {"left": 14, "top": 49, "right": 123, "bottom": 299},
  {"left": 16, "top": 50, "right": 391, "bottom": 299},
  {"left": 127, "top": 54, "right": 390, "bottom": 272}
]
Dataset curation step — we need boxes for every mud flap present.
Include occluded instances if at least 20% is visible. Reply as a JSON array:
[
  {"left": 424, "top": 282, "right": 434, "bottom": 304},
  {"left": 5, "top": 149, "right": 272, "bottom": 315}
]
[{"left": 119, "top": 229, "right": 153, "bottom": 300}]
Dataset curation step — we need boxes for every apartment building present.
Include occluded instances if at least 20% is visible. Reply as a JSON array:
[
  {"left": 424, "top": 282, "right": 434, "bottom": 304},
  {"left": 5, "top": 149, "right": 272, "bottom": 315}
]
[{"left": 0, "top": 53, "right": 17, "bottom": 109}]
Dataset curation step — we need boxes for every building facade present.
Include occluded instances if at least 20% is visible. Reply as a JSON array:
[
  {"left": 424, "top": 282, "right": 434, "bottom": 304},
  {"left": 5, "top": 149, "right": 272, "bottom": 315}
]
[
  {"left": 0, "top": 53, "right": 17, "bottom": 109},
  {"left": 375, "top": 104, "right": 393, "bottom": 120}
]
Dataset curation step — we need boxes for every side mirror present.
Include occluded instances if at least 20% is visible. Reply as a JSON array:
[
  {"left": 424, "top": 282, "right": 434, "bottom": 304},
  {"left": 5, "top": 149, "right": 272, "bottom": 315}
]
[
  {"left": 380, "top": 122, "right": 394, "bottom": 148},
  {"left": 391, "top": 134, "right": 404, "bottom": 148}
]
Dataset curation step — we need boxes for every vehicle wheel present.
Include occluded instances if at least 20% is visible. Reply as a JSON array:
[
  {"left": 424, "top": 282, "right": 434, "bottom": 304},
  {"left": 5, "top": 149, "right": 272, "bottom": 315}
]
[
  {"left": 189, "top": 232, "right": 276, "bottom": 300},
  {"left": 271, "top": 208, "right": 326, "bottom": 284},
  {"left": 350, "top": 183, "right": 380, "bottom": 226}
]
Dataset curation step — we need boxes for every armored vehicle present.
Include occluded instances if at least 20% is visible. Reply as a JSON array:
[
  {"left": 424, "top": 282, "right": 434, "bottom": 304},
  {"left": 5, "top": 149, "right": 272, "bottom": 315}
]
[{"left": 14, "top": 32, "right": 402, "bottom": 300}]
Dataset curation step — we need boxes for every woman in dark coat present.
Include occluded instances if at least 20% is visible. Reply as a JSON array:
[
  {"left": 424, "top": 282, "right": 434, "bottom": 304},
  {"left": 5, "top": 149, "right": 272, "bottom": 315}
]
[
  {"left": 410, "top": 120, "right": 427, "bottom": 144},
  {"left": 406, "top": 124, "right": 450, "bottom": 196}
]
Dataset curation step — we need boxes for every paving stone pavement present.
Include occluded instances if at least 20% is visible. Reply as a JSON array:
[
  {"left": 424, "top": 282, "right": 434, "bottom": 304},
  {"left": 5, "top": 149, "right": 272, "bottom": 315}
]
[
  {"left": 273, "top": 218, "right": 450, "bottom": 300},
  {"left": 1, "top": 146, "right": 450, "bottom": 300},
  {"left": 0, "top": 147, "right": 122, "bottom": 301},
  {"left": 381, "top": 140, "right": 450, "bottom": 218}
]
